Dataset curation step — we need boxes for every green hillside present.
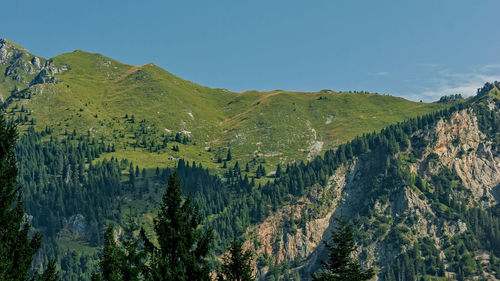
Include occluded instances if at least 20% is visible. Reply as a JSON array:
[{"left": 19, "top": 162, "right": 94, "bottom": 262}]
[
  {"left": 1, "top": 39, "right": 472, "bottom": 280},
  {"left": 0, "top": 39, "right": 446, "bottom": 175}
]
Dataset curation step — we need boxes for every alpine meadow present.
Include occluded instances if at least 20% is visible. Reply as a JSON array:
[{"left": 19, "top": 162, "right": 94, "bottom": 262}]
[{"left": 1, "top": 2, "right": 500, "bottom": 280}]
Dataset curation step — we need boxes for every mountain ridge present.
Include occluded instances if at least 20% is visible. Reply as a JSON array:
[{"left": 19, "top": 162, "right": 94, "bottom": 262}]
[
  {"left": 0, "top": 39, "right": 447, "bottom": 173},
  {"left": 3, "top": 38, "right": 499, "bottom": 281}
]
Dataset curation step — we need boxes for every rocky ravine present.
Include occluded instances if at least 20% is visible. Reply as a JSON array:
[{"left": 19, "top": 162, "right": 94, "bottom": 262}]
[{"left": 244, "top": 105, "right": 500, "bottom": 280}]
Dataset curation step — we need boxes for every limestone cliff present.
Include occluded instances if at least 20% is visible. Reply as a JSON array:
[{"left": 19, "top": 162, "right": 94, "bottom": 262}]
[{"left": 244, "top": 91, "right": 500, "bottom": 281}]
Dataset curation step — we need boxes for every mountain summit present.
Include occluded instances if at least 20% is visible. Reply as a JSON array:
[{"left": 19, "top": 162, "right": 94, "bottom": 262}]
[{"left": 1, "top": 40, "right": 445, "bottom": 172}]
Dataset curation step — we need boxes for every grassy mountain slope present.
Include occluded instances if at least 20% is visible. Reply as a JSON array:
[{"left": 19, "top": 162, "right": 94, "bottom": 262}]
[
  {"left": 1, "top": 39, "right": 445, "bottom": 174},
  {"left": 1, "top": 39, "right": 474, "bottom": 280}
]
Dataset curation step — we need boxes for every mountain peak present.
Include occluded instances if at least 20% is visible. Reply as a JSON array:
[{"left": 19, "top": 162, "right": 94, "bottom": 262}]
[{"left": 0, "top": 38, "right": 31, "bottom": 54}]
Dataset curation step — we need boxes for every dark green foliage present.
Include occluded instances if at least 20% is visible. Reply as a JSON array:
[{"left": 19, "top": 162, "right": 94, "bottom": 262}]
[
  {"left": 129, "top": 163, "right": 135, "bottom": 184},
  {"left": 12, "top": 82, "right": 500, "bottom": 279},
  {"left": 0, "top": 115, "right": 41, "bottom": 281},
  {"left": 17, "top": 128, "right": 123, "bottom": 248},
  {"left": 275, "top": 163, "right": 282, "bottom": 178},
  {"left": 255, "top": 164, "right": 266, "bottom": 178},
  {"left": 119, "top": 216, "right": 148, "bottom": 281},
  {"left": 94, "top": 219, "right": 148, "bottom": 281},
  {"left": 438, "top": 94, "right": 463, "bottom": 103},
  {"left": 142, "top": 171, "right": 213, "bottom": 281},
  {"left": 0, "top": 115, "right": 41, "bottom": 280},
  {"left": 216, "top": 238, "right": 255, "bottom": 281},
  {"left": 98, "top": 225, "right": 122, "bottom": 281},
  {"left": 312, "top": 218, "right": 374, "bottom": 281},
  {"left": 384, "top": 238, "right": 445, "bottom": 281},
  {"left": 36, "top": 260, "right": 60, "bottom": 281},
  {"left": 0, "top": 115, "right": 58, "bottom": 281}
]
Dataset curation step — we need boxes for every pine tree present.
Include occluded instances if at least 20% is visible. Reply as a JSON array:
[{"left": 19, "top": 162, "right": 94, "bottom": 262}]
[
  {"left": 120, "top": 215, "right": 148, "bottom": 281},
  {"left": 216, "top": 238, "right": 255, "bottom": 281},
  {"left": 98, "top": 225, "right": 122, "bottom": 281},
  {"left": 37, "top": 260, "right": 59, "bottom": 281},
  {"left": 312, "top": 218, "right": 374, "bottom": 281},
  {"left": 227, "top": 149, "right": 232, "bottom": 161},
  {"left": 144, "top": 171, "right": 213, "bottom": 281},
  {"left": 129, "top": 163, "right": 135, "bottom": 185},
  {"left": 0, "top": 115, "right": 42, "bottom": 280},
  {"left": 93, "top": 217, "right": 148, "bottom": 281},
  {"left": 275, "top": 163, "right": 282, "bottom": 178}
]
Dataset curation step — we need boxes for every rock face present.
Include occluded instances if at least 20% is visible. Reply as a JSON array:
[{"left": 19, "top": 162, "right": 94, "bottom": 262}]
[
  {"left": 0, "top": 38, "right": 66, "bottom": 91},
  {"left": 244, "top": 164, "right": 349, "bottom": 278},
  {"left": 0, "top": 41, "right": 12, "bottom": 63},
  {"left": 30, "top": 68, "right": 59, "bottom": 86},
  {"left": 428, "top": 109, "right": 500, "bottom": 205},
  {"left": 245, "top": 102, "right": 500, "bottom": 280},
  {"left": 31, "top": 56, "right": 41, "bottom": 69},
  {"left": 64, "top": 214, "right": 87, "bottom": 233}
]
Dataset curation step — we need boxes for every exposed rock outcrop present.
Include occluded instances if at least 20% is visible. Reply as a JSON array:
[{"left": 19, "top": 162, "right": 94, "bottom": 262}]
[
  {"left": 246, "top": 103, "right": 500, "bottom": 281},
  {"left": 30, "top": 68, "right": 59, "bottom": 86}
]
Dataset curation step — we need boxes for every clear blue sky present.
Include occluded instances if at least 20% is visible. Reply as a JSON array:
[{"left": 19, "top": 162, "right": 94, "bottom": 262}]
[{"left": 2, "top": 0, "right": 499, "bottom": 101}]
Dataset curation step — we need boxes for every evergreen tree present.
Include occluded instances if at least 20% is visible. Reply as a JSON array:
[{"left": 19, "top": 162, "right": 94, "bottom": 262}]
[
  {"left": 227, "top": 149, "right": 232, "bottom": 161},
  {"left": 275, "top": 164, "right": 282, "bottom": 178},
  {"left": 120, "top": 215, "right": 148, "bottom": 281},
  {"left": 312, "top": 218, "right": 374, "bottom": 281},
  {"left": 144, "top": 171, "right": 213, "bottom": 281},
  {"left": 0, "top": 115, "right": 41, "bottom": 280},
  {"left": 129, "top": 163, "right": 135, "bottom": 185},
  {"left": 0, "top": 116, "right": 59, "bottom": 281},
  {"left": 37, "top": 260, "right": 59, "bottom": 281},
  {"left": 216, "top": 238, "right": 255, "bottom": 281},
  {"left": 98, "top": 225, "right": 122, "bottom": 281},
  {"left": 93, "top": 217, "right": 148, "bottom": 281}
]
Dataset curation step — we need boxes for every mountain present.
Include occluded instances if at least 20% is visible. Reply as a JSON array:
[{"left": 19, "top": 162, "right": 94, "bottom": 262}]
[
  {"left": 4, "top": 39, "right": 495, "bottom": 281},
  {"left": 0, "top": 38, "right": 445, "bottom": 174},
  {"left": 241, "top": 83, "right": 500, "bottom": 280}
]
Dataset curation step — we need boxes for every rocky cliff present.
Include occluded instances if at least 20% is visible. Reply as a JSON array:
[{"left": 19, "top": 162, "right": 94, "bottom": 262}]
[{"left": 244, "top": 87, "right": 500, "bottom": 280}]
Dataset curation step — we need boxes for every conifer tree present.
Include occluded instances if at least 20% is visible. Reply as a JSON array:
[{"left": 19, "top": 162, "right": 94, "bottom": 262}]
[
  {"left": 216, "top": 238, "right": 255, "bottom": 281},
  {"left": 0, "top": 115, "right": 58, "bottom": 281},
  {"left": 275, "top": 163, "right": 282, "bottom": 178},
  {"left": 97, "top": 225, "right": 123, "bottom": 281},
  {"left": 120, "top": 215, "right": 148, "bottom": 281},
  {"left": 129, "top": 163, "right": 135, "bottom": 185},
  {"left": 312, "top": 218, "right": 374, "bottom": 281},
  {"left": 94, "top": 218, "right": 148, "bottom": 281},
  {"left": 37, "top": 260, "right": 59, "bottom": 281},
  {"left": 144, "top": 171, "right": 213, "bottom": 281}
]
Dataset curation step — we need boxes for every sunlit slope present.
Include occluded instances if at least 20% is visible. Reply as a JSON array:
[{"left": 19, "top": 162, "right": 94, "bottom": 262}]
[
  {"left": 219, "top": 90, "right": 443, "bottom": 164},
  {"left": 5, "top": 45, "right": 445, "bottom": 171}
]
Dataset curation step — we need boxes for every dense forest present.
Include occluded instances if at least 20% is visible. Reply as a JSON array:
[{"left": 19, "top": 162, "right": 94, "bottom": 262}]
[
  {"left": 1, "top": 113, "right": 371, "bottom": 281},
  {"left": 2, "top": 82, "right": 500, "bottom": 280}
]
